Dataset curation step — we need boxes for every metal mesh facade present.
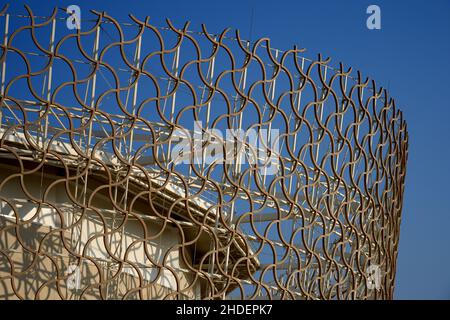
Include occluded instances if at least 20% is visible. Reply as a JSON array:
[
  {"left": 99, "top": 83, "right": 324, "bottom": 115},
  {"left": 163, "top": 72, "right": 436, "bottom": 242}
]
[{"left": 0, "top": 5, "right": 408, "bottom": 300}]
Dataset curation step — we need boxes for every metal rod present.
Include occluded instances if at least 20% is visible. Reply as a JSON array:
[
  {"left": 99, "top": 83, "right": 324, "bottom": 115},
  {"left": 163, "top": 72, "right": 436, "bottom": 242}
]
[
  {"left": 0, "top": 13, "right": 9, "bottom": 132},
  {"left": 43, "top": 17, "right": 56, "bottom": 146}
]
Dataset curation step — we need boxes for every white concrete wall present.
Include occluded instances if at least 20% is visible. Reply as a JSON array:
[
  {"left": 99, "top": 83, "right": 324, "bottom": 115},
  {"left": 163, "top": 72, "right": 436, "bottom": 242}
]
[{"left": 0, "top": 164, "right": 201, "bottom": 299}]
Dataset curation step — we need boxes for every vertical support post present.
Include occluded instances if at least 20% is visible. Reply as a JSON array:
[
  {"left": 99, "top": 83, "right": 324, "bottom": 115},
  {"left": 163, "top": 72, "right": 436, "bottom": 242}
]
[
  {"left": 87, "top": 25, "right": 100, "bottom": 152},
  {"left": 306, "top": 63, "right": 327, "bottom": 292},
  {"left": 288, "top": 57, "right": 305, "bottom": 195},
  {"left": 122, "top": 33, "right": 142, "bottom": 213},
  {"left": 223, "top": 41, "right": 249, "bottom": 299},
  {"left": 263, "top": 49, "right": 278, "bottom": 185},
  {"left": 127, "top": 33, "right": 142, "bottom": 166},
  {"left": 355, "top": 83, "right": 366, "bottom": 300},
  {"left": 288, "top": 56, "right": 305, "bottom": 282},
  {"left": 203, "top": 39, "right": 218, "bottom": 284},
  {"left": 79, "top": 25, "right": 101, "bottom": 262},
  {"left": 0, "top": 12, "right": 7, "bottom": 218},
  {"left": 310, "top": 64, "right": 328, "bottom": 205},
  {"left": 205, "top": 38, "right": 216, "bottom": 128},
  {"left": 166, "top": 45, "right": 180, "bottom": 163},
  {"left": 0, "top": 13, "right": 8, "bottom": 131},
  {"left": 83, "top": 22, "right": 100, "bottom": 190},
  {"left": 108, "top": 34, "right": 142, "bottom": 300},
  {"left": 326, "top": 74, "right": 348, "bottom": 293},
  {"left": 201, "top": 37, "right": 216, "bottom": 175},
  {"left": 356, "top": 85, "right": 364, "bottom": 152},
  {"left": 235, "top": 48, "right": 248, "bottom": 177},
  {"left": 334, "top": 75, "right": 348, "bottom": 175},
  {"left": 43, "top": 17, "right": 56, "bottom": 145},
  {"left": 76, "top": 24, "right": 101, "bottom": 273}
]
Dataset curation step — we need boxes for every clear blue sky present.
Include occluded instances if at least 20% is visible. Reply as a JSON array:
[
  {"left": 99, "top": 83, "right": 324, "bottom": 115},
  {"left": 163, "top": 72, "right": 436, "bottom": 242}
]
[{"left": 5, "top": 0, "right": 450, "bottom": 299}]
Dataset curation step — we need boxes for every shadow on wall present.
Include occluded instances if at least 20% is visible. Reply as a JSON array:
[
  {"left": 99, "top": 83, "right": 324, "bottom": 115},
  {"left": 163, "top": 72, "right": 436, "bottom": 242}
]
[{"left": 0, "top": 215, "right": 183, "bottom": 299}]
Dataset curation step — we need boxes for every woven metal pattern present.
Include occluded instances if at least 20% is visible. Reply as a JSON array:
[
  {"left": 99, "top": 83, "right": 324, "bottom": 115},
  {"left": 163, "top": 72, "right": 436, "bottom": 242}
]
[{"left": 0, "top": 5, "right": 408, "bottom": 300}]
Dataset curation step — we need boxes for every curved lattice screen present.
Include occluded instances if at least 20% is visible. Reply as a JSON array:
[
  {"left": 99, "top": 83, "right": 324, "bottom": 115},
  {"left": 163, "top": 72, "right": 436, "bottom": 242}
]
[{"left": 0, "top": 5, "right": 408, "bottom": 300}]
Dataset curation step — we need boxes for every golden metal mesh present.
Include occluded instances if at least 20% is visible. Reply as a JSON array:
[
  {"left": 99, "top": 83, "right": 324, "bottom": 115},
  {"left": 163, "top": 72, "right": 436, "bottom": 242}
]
[{"left": 0, "top": 5, "right": 408, "bottom": 300}]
